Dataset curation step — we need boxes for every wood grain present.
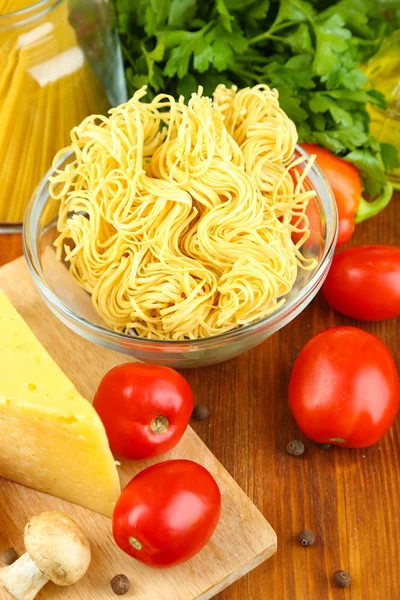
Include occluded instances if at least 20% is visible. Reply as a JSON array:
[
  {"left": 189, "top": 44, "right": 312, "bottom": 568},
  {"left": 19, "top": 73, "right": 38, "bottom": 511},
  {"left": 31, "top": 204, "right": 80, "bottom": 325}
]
[
  {"left": 0, "top": 234, "right": 22, "bottom": 266},
  {"left": 0, "top": 258, "right": 276, "bottom": 600},
  {"left": 0, "top": 193, "right": 399, "bottom": 599}
]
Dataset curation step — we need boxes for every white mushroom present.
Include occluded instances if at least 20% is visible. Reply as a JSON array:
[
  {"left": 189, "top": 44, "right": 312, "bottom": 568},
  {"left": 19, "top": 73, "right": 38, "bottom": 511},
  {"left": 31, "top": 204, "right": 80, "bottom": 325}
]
[{"left": 0, "top": 511, "right": 91, "bottom": 600}]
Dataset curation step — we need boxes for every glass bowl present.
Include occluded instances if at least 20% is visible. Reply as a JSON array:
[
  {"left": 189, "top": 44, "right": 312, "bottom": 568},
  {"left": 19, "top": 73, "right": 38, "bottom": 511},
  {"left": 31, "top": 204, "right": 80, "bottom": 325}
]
[{"left": 23, "top": 147, "right": 337, "bottom": 368}]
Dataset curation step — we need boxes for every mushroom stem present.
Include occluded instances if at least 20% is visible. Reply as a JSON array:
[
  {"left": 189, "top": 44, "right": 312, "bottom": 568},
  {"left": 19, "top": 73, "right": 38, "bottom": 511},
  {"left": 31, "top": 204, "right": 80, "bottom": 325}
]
[{"left": 0, "top": 552, "right": 49, "bottom": 600}]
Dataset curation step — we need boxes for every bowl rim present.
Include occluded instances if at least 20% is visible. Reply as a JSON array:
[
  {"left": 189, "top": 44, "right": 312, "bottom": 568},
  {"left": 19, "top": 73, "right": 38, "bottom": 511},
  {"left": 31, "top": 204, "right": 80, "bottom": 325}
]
[{"left": 23, "top": 145, "right": 338, "bottom": 350}]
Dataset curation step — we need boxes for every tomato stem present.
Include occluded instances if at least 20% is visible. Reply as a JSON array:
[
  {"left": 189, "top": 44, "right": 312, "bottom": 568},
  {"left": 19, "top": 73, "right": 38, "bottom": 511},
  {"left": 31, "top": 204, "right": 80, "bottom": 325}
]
[
  {"left": 129, "top": 536, "right": 142, "bottom": 551},
  {"left": 330, "top": 438, "right": 346, "bottom": 444},
  {"left": 355, "top": 181, "right": 393, "bottom": 223},
  {"left": 150, "top": 415, "right": 169, "bottom": 434}
]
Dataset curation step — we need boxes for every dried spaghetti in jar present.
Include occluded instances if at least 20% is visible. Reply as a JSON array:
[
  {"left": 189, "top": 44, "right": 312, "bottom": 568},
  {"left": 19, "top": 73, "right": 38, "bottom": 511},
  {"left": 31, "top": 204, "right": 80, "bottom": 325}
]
[{"left": 0, "top": 0, "right": 127, "bottom": 230}]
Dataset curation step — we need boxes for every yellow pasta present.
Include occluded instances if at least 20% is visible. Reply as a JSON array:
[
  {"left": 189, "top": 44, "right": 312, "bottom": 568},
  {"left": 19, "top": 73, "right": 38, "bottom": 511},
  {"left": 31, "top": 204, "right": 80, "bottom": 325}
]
[
  {"left": 52, "top": 84, "right": 317, "bottom": 340},
  {"left": 0, "top": 0, "right": 109, "bottom": 223}
]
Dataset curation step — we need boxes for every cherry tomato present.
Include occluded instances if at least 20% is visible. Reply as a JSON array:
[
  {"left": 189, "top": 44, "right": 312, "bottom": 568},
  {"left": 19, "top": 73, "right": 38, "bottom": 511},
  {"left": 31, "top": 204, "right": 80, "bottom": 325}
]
[
  {"left": 112, "top": 460, "right": 221, "bottom": 567},
  {"left": 323, "top": 245, "right": 400, "bottom": 321},
  {"left": 301, "top": 144, "right": 362, "bottom": 247},
  {"left": 289, "top": 327, "right": 399, "bottom": 448},
  {"left": 94, "top": 364, "right": 193, "bottom": 460}
]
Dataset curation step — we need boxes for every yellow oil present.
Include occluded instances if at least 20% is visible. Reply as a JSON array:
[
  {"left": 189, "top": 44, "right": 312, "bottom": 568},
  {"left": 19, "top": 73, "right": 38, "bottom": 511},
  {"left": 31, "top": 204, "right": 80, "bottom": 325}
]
[{"left": 364, "top": 32, "right": 400, "bottom": 190}]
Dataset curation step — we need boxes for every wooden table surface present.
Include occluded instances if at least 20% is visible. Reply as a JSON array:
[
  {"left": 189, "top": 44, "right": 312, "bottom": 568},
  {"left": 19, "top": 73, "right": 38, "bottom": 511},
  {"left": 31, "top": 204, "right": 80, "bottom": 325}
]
[{"left": 0, "top": 194, "right": 399, "bottom": 600}]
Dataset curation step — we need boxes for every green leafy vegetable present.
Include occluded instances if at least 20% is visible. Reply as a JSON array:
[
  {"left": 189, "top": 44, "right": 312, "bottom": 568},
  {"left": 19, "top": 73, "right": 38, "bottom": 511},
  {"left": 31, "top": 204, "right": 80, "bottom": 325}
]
[{"left": 113, "top": 0, "right": 400, "bottom": 202}]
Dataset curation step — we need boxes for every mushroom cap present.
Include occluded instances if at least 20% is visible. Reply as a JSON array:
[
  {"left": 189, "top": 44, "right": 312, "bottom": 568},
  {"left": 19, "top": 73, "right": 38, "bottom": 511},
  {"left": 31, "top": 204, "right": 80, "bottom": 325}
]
[{"left": 24, "top": 511, "right": 91, "bottom": 586}]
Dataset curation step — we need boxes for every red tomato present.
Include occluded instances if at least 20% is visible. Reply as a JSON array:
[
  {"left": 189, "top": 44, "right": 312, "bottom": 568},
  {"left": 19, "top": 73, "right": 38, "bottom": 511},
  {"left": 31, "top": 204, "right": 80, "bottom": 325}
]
[
  {"left": 94, "top": 364, "right": 193, "bottom": 460},
  {"left": 323, "top": 245, "right": 400, "bottom": 321},
  {"left": 289, "top": 327, "right": 399, "bottom": 448},
  {"left": 112, "top": 460, "right": 222, "bottom": 567},
  {"left": 301, "top": 143, "right": 362, "bottom": 247}
]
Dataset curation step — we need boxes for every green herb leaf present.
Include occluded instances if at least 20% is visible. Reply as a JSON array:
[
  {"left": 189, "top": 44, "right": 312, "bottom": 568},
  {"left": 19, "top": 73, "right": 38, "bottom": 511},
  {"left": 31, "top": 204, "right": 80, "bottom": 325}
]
[
  {"left": 129, "top": 74, "right": 150, "bottom": 89},
  {"left": 275, "top": 0, "right": 316, "bottom": 26},
  {"left": 216, "top": 0, "right": 233, "bottom": 32},
  {"left": 177, "top": 73, "right": 198, "bottom": 98},
  {"left": 151, "top": 0, "right": 171, "bottom": 24},
  {"left": 344, "top": 148, "right": 387, "bottom": 197},
  {"left": 284, "top": 23, "right": 313, "bottom": 54},
  {"left": 194, "top": 39, "right": 214, "bottom": 72},
  {"left": 212, "top": 38, "right": 234, "bottom": 71},
  {"left": 313, "top": 15, "right": 352, "bottom": 77},
  {"left": 168, "top": 0, "right": 197, "bottom": 27},
  {"left": 314, "top": 127, "right": 369, "bottom": 153},
  {"left": 381, "top": 143, "right": 400, "bottom": 172},
  {"left": 277, "top": 88, "right": 309, "bottom": 122},
  {"left": 248, "top": 0, "right": 271, "bottom": 20},
  {"left": 309, "top": 94, "right": 353, "bottom": 127},
  {"left": 159, "top": 30, "right": 195, "bottom": 50}
]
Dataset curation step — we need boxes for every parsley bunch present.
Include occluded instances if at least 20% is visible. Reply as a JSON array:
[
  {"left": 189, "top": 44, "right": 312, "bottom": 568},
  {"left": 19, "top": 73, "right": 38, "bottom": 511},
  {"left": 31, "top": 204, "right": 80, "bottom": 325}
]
[{"left": 113, "top": 0, "right": 400, "bottom": 200}]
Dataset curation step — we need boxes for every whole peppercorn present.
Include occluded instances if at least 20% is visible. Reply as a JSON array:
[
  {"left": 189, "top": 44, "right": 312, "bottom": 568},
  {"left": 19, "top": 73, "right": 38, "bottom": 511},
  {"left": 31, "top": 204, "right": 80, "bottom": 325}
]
[
  {"left": 333, "top": 570, "right": 351, "bottom": 588},
  {"left": 320, "top": 443, "right": 332, "bottom": 450},
  {"left": 192, "top": 403, "right": 210, "bottom": 420},
  {"left": 298, "top": 530, "right": 315, "bottom": 546},
  {"left": 111, "top": 574, "right": 130, "bottom": 595},
  {"left": 286, "top": 440, "right": 305, "bottom": 456},
  {"left": 1, "top": 547, "right": 18, "bottom": 566}
]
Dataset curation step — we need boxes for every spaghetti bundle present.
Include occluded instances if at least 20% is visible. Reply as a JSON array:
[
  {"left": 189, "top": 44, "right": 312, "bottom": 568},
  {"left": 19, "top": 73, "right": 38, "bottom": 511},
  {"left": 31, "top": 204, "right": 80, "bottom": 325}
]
[
  {"left": 0, "top": 0, "right": 109, "bottom": 223},
  {"left": 52, "top": 84, "right": 317, "bottom": 340}
]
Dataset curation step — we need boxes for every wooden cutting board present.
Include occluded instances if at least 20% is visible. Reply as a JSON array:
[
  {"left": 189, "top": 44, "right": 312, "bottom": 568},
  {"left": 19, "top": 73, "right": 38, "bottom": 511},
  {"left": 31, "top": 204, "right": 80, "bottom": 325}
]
[{"left": 0, "top": 257, "right": 277, "bottom": 600}]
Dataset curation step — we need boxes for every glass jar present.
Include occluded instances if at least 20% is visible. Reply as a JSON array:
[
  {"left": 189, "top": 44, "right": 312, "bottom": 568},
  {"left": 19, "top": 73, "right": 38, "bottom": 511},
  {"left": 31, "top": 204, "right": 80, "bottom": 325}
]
[
  {"left": 0, "top": 0, "right": 127, "bottom": 232},
  {"left": 364, "top": 31, "right": 400, "bottom": 190}
]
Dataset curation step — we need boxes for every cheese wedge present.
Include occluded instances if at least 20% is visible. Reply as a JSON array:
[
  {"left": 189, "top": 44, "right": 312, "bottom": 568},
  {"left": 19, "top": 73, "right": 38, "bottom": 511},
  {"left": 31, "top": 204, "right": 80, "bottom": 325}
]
[{"left": 0, "top": 291, "right": 120, "bottom": 517}]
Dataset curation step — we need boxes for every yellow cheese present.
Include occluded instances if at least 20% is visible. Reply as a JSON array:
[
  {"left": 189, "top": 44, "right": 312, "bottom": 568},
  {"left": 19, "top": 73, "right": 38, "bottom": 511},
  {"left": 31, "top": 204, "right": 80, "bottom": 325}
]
[{"left": 0, "top": 291, "right": 120, "bottom": 517}]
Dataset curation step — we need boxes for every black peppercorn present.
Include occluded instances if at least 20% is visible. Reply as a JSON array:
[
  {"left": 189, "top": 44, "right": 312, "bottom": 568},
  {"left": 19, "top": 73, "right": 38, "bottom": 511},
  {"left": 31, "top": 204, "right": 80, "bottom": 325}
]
[
  {"left": 286, "top": 440, "right": 305, "bottom": 456},
  {"left": 111, "top": 574, "right": 130, "bottom": 595},
  {"left": 298, "top": 530, "right": 315, "bottom": 546},
  {"left": 1, "top": 547, "right": 18, "bottom": 566},
  {"left": 320, "top": 443, "right": 332, "bottom": 450},
  {"left": 333, "top": 570, "right": 351, "bottom": 588},
  {"left": 192, "top": 404, "right": 210, "bottom": 420}
]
